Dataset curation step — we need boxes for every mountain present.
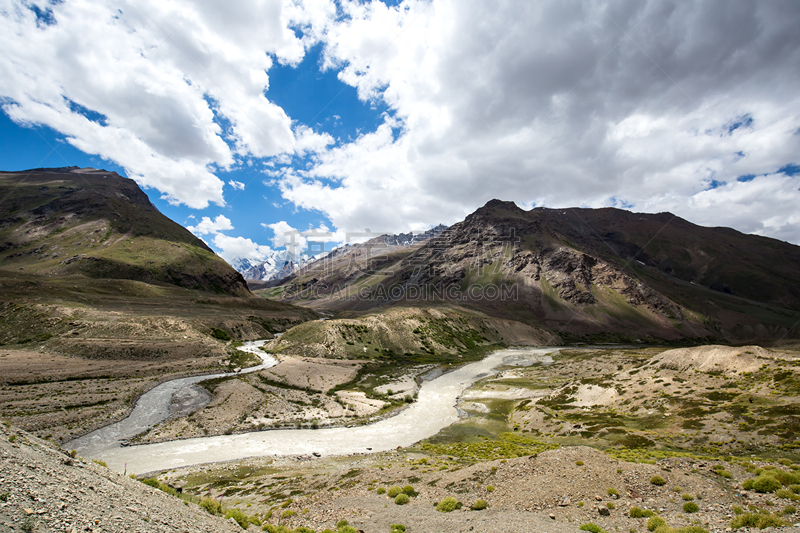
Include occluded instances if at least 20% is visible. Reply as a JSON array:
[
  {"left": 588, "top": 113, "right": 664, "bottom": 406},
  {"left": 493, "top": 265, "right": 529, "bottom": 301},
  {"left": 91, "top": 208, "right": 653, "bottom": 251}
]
[
  {"left": 236, "top": 249, "right": 302, "bottom": 282},
  {"left": 0, "top": 167, "right": 249, "bottom": 296},
  {"left": 264, "top": 199, "right": 800, "bottom": 343},
  {"left": 236, "top": 226, "right": 447, "bottom": 284}
]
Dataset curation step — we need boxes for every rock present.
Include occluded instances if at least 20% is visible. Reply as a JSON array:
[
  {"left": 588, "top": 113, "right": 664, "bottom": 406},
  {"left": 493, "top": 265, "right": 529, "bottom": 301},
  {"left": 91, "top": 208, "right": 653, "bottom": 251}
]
[
  {"left": 598, "top": 506, "right": 610, "bottom": 516},
  {"left": 595, "top": 495, "right": 603, "bottom": 501},
  {"left": 23, "top": 508, "right": 34, "bottom": 515},
  {"left": 558, "top": 497, "right": 570, "bottom": 507},
  {"left": 549, "top": 513, "right": 556, "bottom": 520}
]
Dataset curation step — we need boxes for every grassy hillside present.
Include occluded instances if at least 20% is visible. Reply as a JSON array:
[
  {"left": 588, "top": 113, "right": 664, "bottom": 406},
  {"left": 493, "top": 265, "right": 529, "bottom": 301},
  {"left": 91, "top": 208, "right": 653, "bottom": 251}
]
[{"left": 0, "top": 167, "right": 248, "bottom": 295}]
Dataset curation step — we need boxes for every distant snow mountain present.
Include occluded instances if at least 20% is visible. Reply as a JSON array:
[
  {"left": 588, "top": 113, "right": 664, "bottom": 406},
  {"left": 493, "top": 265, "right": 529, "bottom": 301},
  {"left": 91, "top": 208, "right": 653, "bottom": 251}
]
[{"left": 230, "top": 224, "right": 447, "bottom": 282}]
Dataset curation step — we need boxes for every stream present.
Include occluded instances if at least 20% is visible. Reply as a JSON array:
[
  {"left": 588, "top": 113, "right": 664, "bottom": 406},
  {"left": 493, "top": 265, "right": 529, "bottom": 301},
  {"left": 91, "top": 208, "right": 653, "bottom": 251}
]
[{"left": 68, "top": 345, "right": 556, "bottom": 474}]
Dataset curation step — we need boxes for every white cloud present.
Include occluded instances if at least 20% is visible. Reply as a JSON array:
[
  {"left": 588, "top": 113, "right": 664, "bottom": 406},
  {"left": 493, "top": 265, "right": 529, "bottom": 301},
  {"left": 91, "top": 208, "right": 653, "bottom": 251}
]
[
  {"left": 276, "top": 0, "right": 800, "bottom": 243},
  {"left": 228, "top": 180, "right": 245, "bottom": 191},
  {"left": 186, "top": 214, "right": 234, "bottom": 236},
  {"left": 212, "top": 234, "right": 273, "bottom": 263},
  {"left": 0, "top": 0, "right": 334, "bottom": 208}
]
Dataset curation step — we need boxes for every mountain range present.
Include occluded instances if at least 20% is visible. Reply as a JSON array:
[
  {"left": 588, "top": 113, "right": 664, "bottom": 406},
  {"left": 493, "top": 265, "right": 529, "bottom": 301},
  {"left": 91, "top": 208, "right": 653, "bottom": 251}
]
[
  {"left": 232, "top": 224, "right": 448, "bottom": 282},
  {"left": 264, "top": 199, "right": 800, "bottom": 344}
]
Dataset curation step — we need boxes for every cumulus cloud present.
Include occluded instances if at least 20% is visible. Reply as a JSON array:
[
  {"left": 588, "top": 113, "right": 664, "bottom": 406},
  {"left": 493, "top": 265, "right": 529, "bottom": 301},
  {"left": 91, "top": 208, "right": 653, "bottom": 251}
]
[
  {"left": 275, "top": 0, "right": 800, "bottom": 242},
  {"left": 0, "top": 0, "right": 329, "bottom": 208},
  {"left": 228, "top": 180, "right": 245, "bottom": 191},
  {"left": 211, "top": 234, "right": 273, "bottom": 264},
  {"left": 186, "top": 214, "right": 233, "bottom": 236}
]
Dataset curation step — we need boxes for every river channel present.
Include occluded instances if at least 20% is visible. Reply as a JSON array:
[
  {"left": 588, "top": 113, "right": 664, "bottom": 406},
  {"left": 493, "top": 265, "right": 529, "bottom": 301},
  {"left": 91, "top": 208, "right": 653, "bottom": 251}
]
[{"left": 69, "top": 345, "right": 556, "bottom": 474}]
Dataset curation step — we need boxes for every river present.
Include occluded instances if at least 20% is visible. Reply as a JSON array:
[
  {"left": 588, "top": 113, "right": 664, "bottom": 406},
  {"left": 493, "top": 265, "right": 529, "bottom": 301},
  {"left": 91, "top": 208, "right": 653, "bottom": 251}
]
[{"left": 68, "top": 345, "right": 556, "bottom": 474}]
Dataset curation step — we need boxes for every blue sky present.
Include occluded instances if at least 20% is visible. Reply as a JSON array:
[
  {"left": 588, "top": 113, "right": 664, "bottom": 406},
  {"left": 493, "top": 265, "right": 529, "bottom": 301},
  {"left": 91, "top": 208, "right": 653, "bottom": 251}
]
[{"left": 2, "top": 0, "right": 800, "bottom": 267}]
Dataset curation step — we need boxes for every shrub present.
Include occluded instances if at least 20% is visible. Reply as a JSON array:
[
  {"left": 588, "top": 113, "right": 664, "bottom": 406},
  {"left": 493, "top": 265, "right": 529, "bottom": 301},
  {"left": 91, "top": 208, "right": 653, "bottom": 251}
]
[
  {"left": 437, "top": 497, "right": 459, "bottom": 513},
  {"left": 339, "top": 526, "right": 358, "bottom": 533},
  {"left": 780, "top": 458, "right": 794, "bottom": 466},
  {"left": 199, "top": 497, "right": 222, "bottom": 516},
  {"left": 730, "top": 512, "right": 787, "bottom": 529},
  {"left": 753, "top": 475, "right": 783, "bottom": 493},
  {"left": 576, "top": 460, "right": 585, "bottom": 466},
  {"left": 577, "top": 501, "right": 585, "bottom": 507},
  {"left": 402, "top": 485, "right": 415, "bottom": 496},
  {"left": 578, "top": 524, "right": 606, "bottom": 533},
  {"left": 682, "top": 493, "right": 694, "bottom": 501},
  {"left": 647, "top": 516, "right": 667, "bottom": 531},
  {"left": 141, "top": 478, "right": 160, "bottom": 488},
  {"left": 683, "top": 502, "right": 699, "bottom": 513},
  {"left": 607, "top": 502, "right": 615, "bottom": 509},
  {"left": 390, "top": 525, "right": 406, "bottom": 532},
  {"left": 336, "top": 520, "right": 349, "bottom": 528},
  {"left": 486, "top": 485, "right": 494, "bottom": 492},
  {"left": 630, "top": 507, "right": 655, "bottom": 518},
  {"left": 650, "top": 475, "right": 667, "bottom": 486},
  {"left": 776, "top": 488, "right": 798, "bottom": 500},
  {"left": 387, "top": 486, "right": 402, "bottom": 498},
  {"left": 8, "top": 435, "right": 17, "bottom": 443},
  {"left": 211, "top": 328, "right": 231, "bottom": 341},
  {"left": 394, "top": 493, "right": 410, "bottom": 505},
  {"left": 732, "top": 505, "right": 743, "bottom": 515},
  {"left": 607, "top": 488, "right": 619, "bottom": 496},
  {"left": 224, "top": 509, "right": 250, "bottom": 529},
  {"left": 782, "top": 505, "right": 797, "bottom": 515},
  {"left": 281, "top": 510, "right": 296, "bottom": 519},
  {"left": 771, "top": 470, "right": 800, "bottom": 485},
  {"left": 742, "top": 478, "right": 755, "bottom": 490},
  {"left": 376, "top": 487, "right": 386, "bottom": 494},
  {"left": 92, "top": 459, "right": 108, "bottom": 468},
  {"left": 471, "top": 499, "right": 488, "bottom": 510},
  {"left": 790, "top": 484, "right": 800, "bottom": 494}
]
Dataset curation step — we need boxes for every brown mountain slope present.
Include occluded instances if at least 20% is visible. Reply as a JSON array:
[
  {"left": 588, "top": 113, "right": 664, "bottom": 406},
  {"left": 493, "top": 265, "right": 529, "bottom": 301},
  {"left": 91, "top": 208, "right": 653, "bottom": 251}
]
[
  {"left": 266, "top": 200, "right": 800, "bottom": 343},
  {"left": 0, "top": 167, "right": 249, "bottom": 296}
]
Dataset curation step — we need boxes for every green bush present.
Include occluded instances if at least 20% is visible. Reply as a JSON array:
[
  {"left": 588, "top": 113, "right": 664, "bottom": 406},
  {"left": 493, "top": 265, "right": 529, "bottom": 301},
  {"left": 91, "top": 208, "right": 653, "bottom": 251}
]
[
  {"left": 607, "top": 487, "right": 619, "bottom": 496},
  {"left": 339, "top": 527, "right": 358, "bottom": 533},
  {"left": 681, "top": 493, "right": 694, "bottom": 501},
  {"left": 141, "top": 478, "right": 160, "bottom": 488},
  {"left": 730, "top": 512, "right": 787, "bottom": 529},
  {"left": 732, "top": 505, "right": 743, "bottom": 515},
  {"left": 471, "top": 499, "right": 488, "bottom": 510},
  {"left": 576, "top": 460, "right": 584, "bottom": 466},
  {"left": 630, "top": 507, "right": 655, "bottom": 518},
  {"left": 401, "top": 485, "right": 415, "bottom": 496},
  {"left": 390, "top": 525, "right": 406, "bottom": 533},
  {"left": 486, "top": 485, "right": 494, "bottom": 492},
  {"left": 199, "top": 497, "right": 222, "bottom": 516},
  {"left": 578, "top": 524, "right": 606, "bottom": 533},
  {"left": 336, "top": 520, "right": 349, "bottom": 529},
  {"left": 211, "top": 328, "right": 231, "bottom": 341},
  {"left": 224, "top": 509, "right": 251, "bottom": 529},
  {"left": 683, "top": 502, "right": 699, "bottom": 513},
  {"left": 647, "top": 516, "right": 667, "bottom": 531},
  {"left": 771, "top": 470, "right": 800, "bottom": 485},
  {"left": 436, "top": 497, "right": 459, "bottom": 513},
  {"left": 753, "top": 475, "right": 783, "bottom": 493},
  {"left": 376, "top": 487, "right": 386, "bottom": 494},
  {"left": 742, "top": 478, "right": 755, "bottom": 490},
  {"left": 92, "top": 459, "right": 108, "bottom": 468},
  {"left": 782, "top": 505, "right": 797, "bottom": 516},
  {"left": 387, "top": 486, "right": 402, "bottom": 498},
  {"left": 790, "top": 484, "right": 800, "bottom": 494},
  {"left": 394, "top": 493, "right": 410, "bottom": 505},
  {"left": 776, "top": 488, "right": 798, "bottom": 500},
  {"left": 650, "top": 475, "right": 667, "bottom": 486}
]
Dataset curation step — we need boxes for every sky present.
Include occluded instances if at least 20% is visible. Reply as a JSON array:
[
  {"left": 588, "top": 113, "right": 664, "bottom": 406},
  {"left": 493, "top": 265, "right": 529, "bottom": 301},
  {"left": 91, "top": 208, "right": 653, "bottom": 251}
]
[{"left": 1, "top": 0, "right": 800, "bottom": 267}]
